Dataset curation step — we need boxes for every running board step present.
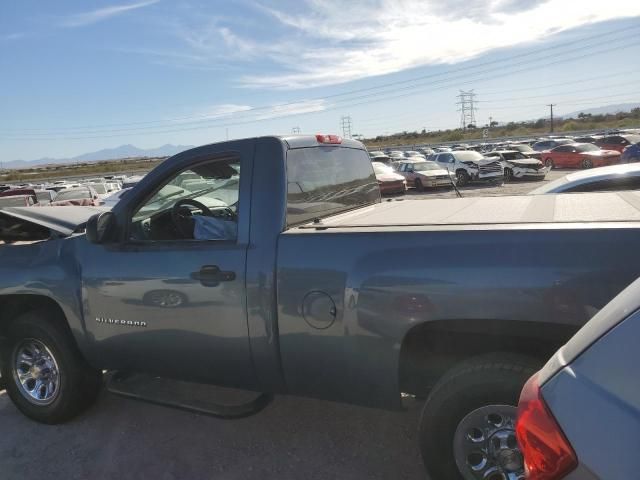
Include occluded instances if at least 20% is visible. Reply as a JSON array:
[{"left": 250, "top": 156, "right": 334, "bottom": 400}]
[{"left": 105, "top": 371, "right": 273, "bottom": 419}]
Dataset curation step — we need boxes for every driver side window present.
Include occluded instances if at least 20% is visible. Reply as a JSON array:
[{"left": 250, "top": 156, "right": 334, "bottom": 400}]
[{"left": 129, "top": 158, "right": 240, "bottom": 242}]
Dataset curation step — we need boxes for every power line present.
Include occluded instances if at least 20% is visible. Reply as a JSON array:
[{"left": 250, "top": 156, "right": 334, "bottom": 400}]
[
  {"left": 1, "top": 25, "right": 638, "bottom": 136},
  {"left": 2, "top": 38, "right": 639, "bottom": 140}
]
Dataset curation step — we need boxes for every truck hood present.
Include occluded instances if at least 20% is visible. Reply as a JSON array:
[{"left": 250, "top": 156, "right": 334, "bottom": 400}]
[
  {"left": 0, "top": 205, "right": 107, "bottom": 239},
  {"left": 298, "top": 192, "right": 640, "bottom": 230}
]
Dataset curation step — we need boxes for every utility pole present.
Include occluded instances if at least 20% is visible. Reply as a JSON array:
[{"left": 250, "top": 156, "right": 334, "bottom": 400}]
[
  {"left": 547, "top": 104, "right": 556, "bottom": 133},
  {"left": 340, "top": 115, "right": 353, "bottom": 139},
  {"left": 291, "top": 126, "right": 301, "bottom": 134},
  {"left": 456, "top": 90, "right": 477, "bottom": 131}
]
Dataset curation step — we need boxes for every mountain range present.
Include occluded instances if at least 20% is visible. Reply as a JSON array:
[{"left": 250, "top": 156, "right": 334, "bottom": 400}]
[
  {"left": 3, "top": 144, "right": 194, "bottom": 170},
  {"left": 560, "top": 103, "right": 640, "bottom": 119}
]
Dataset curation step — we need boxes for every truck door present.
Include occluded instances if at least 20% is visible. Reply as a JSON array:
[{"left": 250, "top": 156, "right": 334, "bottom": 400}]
[{"left": 79, "top": 154, "right": 258, "bottom": 390}]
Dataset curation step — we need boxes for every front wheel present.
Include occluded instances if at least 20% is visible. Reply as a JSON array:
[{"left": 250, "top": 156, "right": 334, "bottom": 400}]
[
  {"left": 419, "top": 353, "right": 539, "bottom": 480},
  {"left": 414, "top": 178, "right": 424, "bottom": 192},
  {"left": 503, "top": 168, "right": 513, "bottom": 182},
  {"left": 581, "top": 158, "right": 593, "bottom": 169},
  {"left": 456, "top": 170, "right": 470, "bottom": 187},
  {"left": 544, "top": 158, "right": 553, "bottom": 168},
  {"left": 0, "top": 309, "right": 102, "bottom": 424}
]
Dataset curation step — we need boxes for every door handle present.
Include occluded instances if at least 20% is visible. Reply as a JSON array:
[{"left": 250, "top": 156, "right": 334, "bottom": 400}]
[{"left": 191, "top": 265, "right": 236, "bottom": 286}]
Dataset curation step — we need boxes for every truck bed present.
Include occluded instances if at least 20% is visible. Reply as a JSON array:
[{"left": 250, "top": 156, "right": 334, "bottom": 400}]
[{"left": 295, "top": 192, "right": 640, "bottom": 231}]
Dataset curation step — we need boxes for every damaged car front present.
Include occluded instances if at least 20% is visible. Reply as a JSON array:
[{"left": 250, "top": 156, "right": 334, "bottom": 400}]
[{"left": 486, "top": 150, "right": 549, "bottom": 180}]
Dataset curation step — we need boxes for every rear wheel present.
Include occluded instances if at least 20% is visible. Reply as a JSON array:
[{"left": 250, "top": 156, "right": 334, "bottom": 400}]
[
  {"left": 0, "top": 309, "right": 102, "bottom": 424},
  {"left": 419, "top": 353, "right": 539, "bottom": 480},
  {"left": 414, "top": 178, "right": 424, "bottom": 192},
  {"left": 581, "top": 158, "right": 593, "bottom": 169}
]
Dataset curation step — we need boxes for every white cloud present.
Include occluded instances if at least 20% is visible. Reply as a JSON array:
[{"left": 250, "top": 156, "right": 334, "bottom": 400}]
[
  {"left": 154, "top": 100, "right": 325, "bottom": 128},
  {"left": 238, "top": 0, "right": 640, "bottom": 89},
  {"left": 59, "top": 0, "right": 159, "bottom": 28}
]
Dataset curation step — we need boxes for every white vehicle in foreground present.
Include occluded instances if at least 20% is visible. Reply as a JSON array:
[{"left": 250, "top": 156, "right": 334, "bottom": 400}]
[
  {"left": 431, "top": 150, "right": 504, "bottom": 186},
  {"left": 529, "top": 163, "right": 640, "bottom": 194}
]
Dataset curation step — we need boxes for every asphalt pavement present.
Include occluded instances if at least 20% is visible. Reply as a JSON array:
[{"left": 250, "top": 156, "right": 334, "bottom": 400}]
[
  {"left": 0, "top": 388, "right": 425, "bottom": 480},
  {"left": 0, "top": 169, "right": 570, "bottom": 480}
]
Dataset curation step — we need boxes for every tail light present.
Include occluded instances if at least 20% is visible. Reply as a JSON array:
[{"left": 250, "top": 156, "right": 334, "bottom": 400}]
[
  {"left": 316, "top": 134, "right": 342, "bottom": 144},
  {"left": 516, "top": 374, "right": 577, "bottom": 480}
]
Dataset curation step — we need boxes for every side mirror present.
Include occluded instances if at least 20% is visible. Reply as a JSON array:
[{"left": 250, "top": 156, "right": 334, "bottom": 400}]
[{"left": 86, "top": 211, "right": 115, "bottom": 244}]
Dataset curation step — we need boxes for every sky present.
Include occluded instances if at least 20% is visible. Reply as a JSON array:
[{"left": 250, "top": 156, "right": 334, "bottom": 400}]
[{"left": 1, "top": 0, "right": 639, "bottom": 162}]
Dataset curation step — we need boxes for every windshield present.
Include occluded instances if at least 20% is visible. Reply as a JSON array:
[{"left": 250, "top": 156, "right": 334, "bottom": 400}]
[
  {"left": 576, "top": 144, "right": 599, "bottom": 152},
  {"left": 454, "top": 151, "right": 484, "bottom": 162},
  {"left": 54, "top": 189, "right": 92, "bottom": 201},
  {"left": 502, "top": 152, "right": 528, "bottom": 160},
  {"left": 286, "top": 147, "right": 379, "bottom": 226},
  {"left": 413, "top": 162, "right": 441, "bottom": 171},
  {"left": 372, "top": 162, "right": 393, "bottom": 174},
  {"left": 92, "top": 184, "right": 107, "bottom": 194}
]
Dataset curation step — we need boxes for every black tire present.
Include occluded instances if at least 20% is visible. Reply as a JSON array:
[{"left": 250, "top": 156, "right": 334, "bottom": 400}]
[
  {"left": 414, "top": 178, "right": 424, "bottom": 192},
  {"left": 544, "top": 158, "right": 553, "bottom": 168},
  {"left": 581, "top": 158, "right": 593, "bottom": 169},
  {"left": 504, "top": 168, "right": 513, "bottom": 182},
  {"left": 0, "top": 309, "right": 102, "bottom": 424},
  {"left": 419, "top": 353, "right": 539, "bottom": 480},
  {"left": 456, "top": 170, "right": 470, "bottom": 187}
]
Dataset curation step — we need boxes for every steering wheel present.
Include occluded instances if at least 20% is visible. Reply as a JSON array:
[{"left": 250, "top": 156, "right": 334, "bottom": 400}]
[{"left": 171, "top": 199, "right": 213, "bottom": 238}]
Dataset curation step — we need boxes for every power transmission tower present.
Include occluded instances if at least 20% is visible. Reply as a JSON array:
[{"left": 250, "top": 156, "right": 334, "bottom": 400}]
[
  {"left": 547, "top": 104, "right": 556, "bottom": 133},
  {"left": 340, "top": 115, "right": 353, "bottom": 138},
  {"left": 291, "top": 126, "right": 301, "bottom": 134},
  {"left": 456, "top": 90, "right": 477, "bottom": 131}
]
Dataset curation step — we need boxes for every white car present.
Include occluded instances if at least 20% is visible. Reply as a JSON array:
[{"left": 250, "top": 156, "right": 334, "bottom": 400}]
[
  {"left": 431, "top": 150, "right": 504, "bottom": 186},
  {"left": 484, "top": 150, "right": 549, "bottom": 180},
  {"left": 102, "top": 188, "right": 131, "bottom": 208},
  {"left": 395, "top": 160, "right": 456, "bottom": 190}
]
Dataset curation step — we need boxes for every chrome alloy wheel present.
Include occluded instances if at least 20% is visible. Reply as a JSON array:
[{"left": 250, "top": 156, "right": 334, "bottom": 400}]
[
  {"left": 453, "top": 405, "right": 524, "bottom": 480},
  {"left": 12, "top": 339, "right": 61, "bottom": 405}
]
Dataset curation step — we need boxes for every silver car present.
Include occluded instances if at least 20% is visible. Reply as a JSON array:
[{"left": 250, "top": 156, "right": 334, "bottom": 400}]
[{"left": 516, "top": 277, "right": 640, "bottom": 480}]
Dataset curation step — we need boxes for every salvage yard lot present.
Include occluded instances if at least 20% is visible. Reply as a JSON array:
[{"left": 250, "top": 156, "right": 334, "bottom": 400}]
[
  {"left": 0, "top": 167, "right": 568, "bottom": 480},
  {"left": 403, "top": 167, "right": 567, "bottom": 199}
]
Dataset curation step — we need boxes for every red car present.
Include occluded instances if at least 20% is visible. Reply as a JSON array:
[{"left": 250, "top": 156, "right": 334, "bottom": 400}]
[
  {"left": 595, "top": 134, "right": 640, "bottom": 153},
  {"left": 542, "top": 143, "right": 620, "bottom": 169},
  {"left": 372, "top": 161, "right": 406, "bottom": 195}
]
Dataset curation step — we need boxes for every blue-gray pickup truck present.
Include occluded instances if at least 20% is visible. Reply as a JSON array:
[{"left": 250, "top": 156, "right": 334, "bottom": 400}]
[{"left": 1, "top": 134, "right": 640, "bottom": 480}]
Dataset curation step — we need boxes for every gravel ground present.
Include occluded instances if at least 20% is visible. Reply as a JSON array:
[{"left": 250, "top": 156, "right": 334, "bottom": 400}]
[{"left": 0, "top": 169, "right": 572, "bottom": 480}]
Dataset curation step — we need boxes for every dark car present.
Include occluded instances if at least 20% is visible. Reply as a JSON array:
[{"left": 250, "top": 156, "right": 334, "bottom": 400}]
[
  {"left": 573, "top": 135, "right": 602, "bottom": 144},
  {"left": 532, "top": 138, "right": 575, "bottom": 152},
  {"left": 596, "top": 134, "right": 640, "bottom": 153},
  {"left": 621, "top": 141, "right": 640, "bottom": 163}
]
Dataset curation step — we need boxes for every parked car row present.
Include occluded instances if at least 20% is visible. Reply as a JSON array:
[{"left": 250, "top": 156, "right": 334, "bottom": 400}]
[{"left": 0, "top": 174, "right": 143, "bottom": 209}]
